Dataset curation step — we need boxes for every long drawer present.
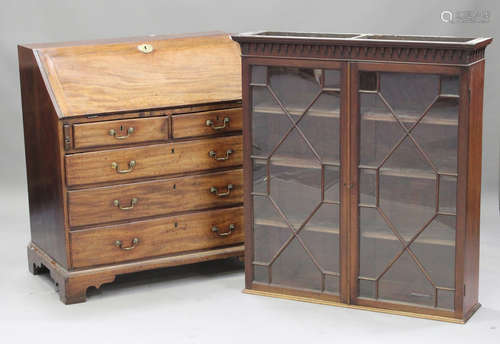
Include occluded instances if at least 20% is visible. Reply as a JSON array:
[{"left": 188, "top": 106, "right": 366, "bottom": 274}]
[
  {"left": 68, "top": 169, "right": 243, "bottom": 227},
  {"left": 65, "top": 135, "right": 242, "bottom": 186},
  {"left": 69, "top": 207, "right": 244, "bottom": 268}
]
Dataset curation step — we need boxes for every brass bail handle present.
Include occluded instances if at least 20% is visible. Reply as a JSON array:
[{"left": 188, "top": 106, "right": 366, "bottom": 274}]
[
  {"left": 109, "top": 127, "right": 134, "bottom": 139},
  {"left": 211, "top": 224, "right": 236, "bottom": 237},
  {"left": 111, "top": 160, "right": 136, "bottom": 174},
  {"left": 115, "top": 237, "right": 140, "bottom": 250},
  {"left": 210, "top": 184, "right": 233, "bottom": 197},
  {"left": 209, "top": 149, "right": 233, "bottom": 161},
  {"left": 206, "top": 117, "right": 230, "bottom": 130},
  {"left": 113, "top": 197, "right": 138, "bottom": 210}
]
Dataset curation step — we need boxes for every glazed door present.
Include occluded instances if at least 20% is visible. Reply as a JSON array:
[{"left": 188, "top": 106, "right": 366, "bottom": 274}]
[
  {"left": 246, "top": 59, "right": 347, "bottom": 300},
  {"left": 350, "top": 63, "right": 463, "bottom": 311}
]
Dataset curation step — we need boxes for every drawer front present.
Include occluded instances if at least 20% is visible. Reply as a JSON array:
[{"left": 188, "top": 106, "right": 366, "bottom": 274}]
[
  {"left": 68, "top": 169, "right": 243, "bottom": 227},
  {"left": 73, "top": 116, "right": 168, "bottom": 149},
  {"left": 65, "top": 135, "right": 242, "bottom": 186},
  {"left": 172, "top": 108, "right": 242, "bottom": 139},
  {"left": 70, "top": 207, "right": 244, "bottom": 268}
]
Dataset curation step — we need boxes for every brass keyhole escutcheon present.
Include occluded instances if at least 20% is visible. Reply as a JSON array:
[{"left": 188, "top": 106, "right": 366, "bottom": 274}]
[{"left": 137, "top": 43, "right": 154, "bottom": 54}]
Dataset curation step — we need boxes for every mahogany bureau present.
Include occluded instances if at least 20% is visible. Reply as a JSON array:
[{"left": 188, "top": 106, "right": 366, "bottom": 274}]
[{"left": 19, "top": 32, "right": 244, "bottom": 304}]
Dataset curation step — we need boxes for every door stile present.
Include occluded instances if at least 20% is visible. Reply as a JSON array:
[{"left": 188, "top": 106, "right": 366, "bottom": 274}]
[
  {"left": 339, "top": 61, "right": 351, "bottom": 303},
  {"left": 348, "top": 62, "right": 361, "bottom": 303},
  {"left": 242, "top": 57, "right": 254, "bottom": 289}
]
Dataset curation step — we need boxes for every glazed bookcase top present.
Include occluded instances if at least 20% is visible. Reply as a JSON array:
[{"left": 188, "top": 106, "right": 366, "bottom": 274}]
[
  {"left": 231, "top": 31, "right": 492, "bottom": 65},
  {"left": 20, "top": 32, "right": 242, "bottom": 118}
]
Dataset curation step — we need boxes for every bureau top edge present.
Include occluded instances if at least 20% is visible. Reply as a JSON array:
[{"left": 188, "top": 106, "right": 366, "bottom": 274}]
[{"left": 231, "top": 31, "right": 493, "bottom": 50}]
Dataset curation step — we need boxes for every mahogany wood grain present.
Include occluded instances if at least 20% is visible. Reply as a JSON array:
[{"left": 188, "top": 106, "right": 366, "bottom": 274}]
[
  {"left": 172, "top": 108, "right": 242, "bottom": 139},
  {"left": 18, "top": 46, "right": 68, "bottom": 267},
  {"left": 70, "top": 207, "right": 244, "bottom": 268},
  {"left": 33, "top": 33, "right": 241, "bottom": 117},
  {"left": 65, "top": 135, "right": 243, "bottom": 186},
  {"left": 68, "top": 169, "right": 243, "bottom": 227},
  {"left": 73, "top": 116, "right": 168, "bottom": 149}
]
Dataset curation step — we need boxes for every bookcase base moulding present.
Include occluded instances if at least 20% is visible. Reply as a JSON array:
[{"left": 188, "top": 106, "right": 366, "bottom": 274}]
[
  {"left": 232, "top": 32, "right": 492, "bottom": 323},
  {"left": 20, "top": 32, "right": 245, "bottom": 304}
]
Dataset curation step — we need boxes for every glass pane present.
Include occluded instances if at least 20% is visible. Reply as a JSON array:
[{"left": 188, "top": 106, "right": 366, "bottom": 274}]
[
  {"left": 379, "top": 72, "right": 439, "bottom": 129},
  {"left": 300, "top": 203, "right": 340, "bottom": 273},
  {"left": 379, "top": 172, "right": 436, "bottom": 242},
  {"left": 254, "top": 265, "right": 269, "bottom": 283},
  {"left": 325, "top": 275, "right": 339, "bottom": 294},
  {"left": 360, "top": 93, "right": 404, "bottom": 167},
  {"left": 438, "top": 289, "right": 455, "bottom": 310},
  {"left": 272, "top": 237, "right": 322, "bottom": 291},
  {"left": 360, "top": 71, "right": 377, "bottom": 91},
  {"left": 439, "top": 175, "right": 457, "bottom": 214},
  {"left": 410, "top": 216, "right": 456, "bottom": 288},
  {"left": 359, "top": 207, "right": 403, "bottom": 279},
  {"left": 269, "top": 163, "right": 321, "bottom": 228},
  {"left": 412, "top": 97, "right": 459, "bottom": 173},
  {"left": 359, "top": 279, "right": 376, "bottom": 299},
  {"left": 357, "top": 71, "right": 458, "bottom": 310},
  {"left": 272, "top": 127, "right": 318, "bottom": 162},
  {"left": 269, "top": 67, "right": 322, "bottom": 113},
  {"left": 251, "top": 86, "right": 291, "bottom": 157},
  {"left": 324, "top": 165, "right": 340, "bottom": 202},
  {"left": 253, "top": 159, "right": 267, "bottom": 194},
  {"left": 379, "top": 251, "right": 435, "bottom": 307},
  {"left": 324, "top": 69, "right": 340, "bottom": 88},
  {"left": 359, "top": 168, "right": 376, "bottom": 206},
  {"left": 253, "top": 196, "right": 291, "bottom": 264},
  {"left": 298, "top": 92, "right": 340, "bottom": 164},
  {"left": 251, "top": 65, "right": 267, "bottom": 85},
  {"left": 440, "top": 75, "right": 459, "bottom": 96}
]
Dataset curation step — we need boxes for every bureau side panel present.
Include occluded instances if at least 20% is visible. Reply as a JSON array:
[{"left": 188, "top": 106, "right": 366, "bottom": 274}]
[
  {"left": 462, "top": 60, "right": 485, "bottom": 315},
  {"left": 18, "top": 46, "right": 68, "bottom": 267}
]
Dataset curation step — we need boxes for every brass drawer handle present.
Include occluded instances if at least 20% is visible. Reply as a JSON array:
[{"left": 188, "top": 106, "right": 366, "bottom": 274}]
[
  {"left": 209, "top": 149, "right": 233, "bottom": 161},
  {"left": 115, "top": 237, "right": 139, "bottom": 250},
  {"left": 109, "top": 127, "right": 134, "bottom": 139},
  {"left": 206, "top": 117, "right": 230, "bottom": 131},
  {"left": 113, "top": 197, "right": 138, "bottom": 210},
  {"left": 210, "top": 184, "right": 233, "bottom": 197},
  {"left": 111, "top": 160, "right": 136, "bottom": 173},
  {"left": 212, "top": 224, "right": 236, "bottom": 237}
]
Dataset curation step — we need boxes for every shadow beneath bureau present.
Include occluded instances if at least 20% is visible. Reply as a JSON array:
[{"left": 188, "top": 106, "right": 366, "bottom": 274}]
[{"left": 27, "top": 242, "right": 244, "bottom": 304}]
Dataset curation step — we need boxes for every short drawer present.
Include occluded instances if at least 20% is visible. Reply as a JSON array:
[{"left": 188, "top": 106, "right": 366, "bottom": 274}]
[
  {"left": 69, "top": 207, "right": 244, "bottom": 268},
  {"left": 65, "top": 135, "right": 242, "bottom": 186},
  {"left": 172, "top": 108, "right": 242, "bottom": 139},
  {"left": 73, "top": 116, "right": 168, "bottom": 149},
  {"left": 68, "top": 169, "right": 243, "bottom": 227}
]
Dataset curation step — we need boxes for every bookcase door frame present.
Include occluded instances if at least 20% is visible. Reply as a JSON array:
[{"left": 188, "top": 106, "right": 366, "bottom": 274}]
[
  {"left": 349, "top": 62, "right": 469, "bottom": 318},
  {"left": 243, "top": 57, "right": 350, "bottom": 303}
]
